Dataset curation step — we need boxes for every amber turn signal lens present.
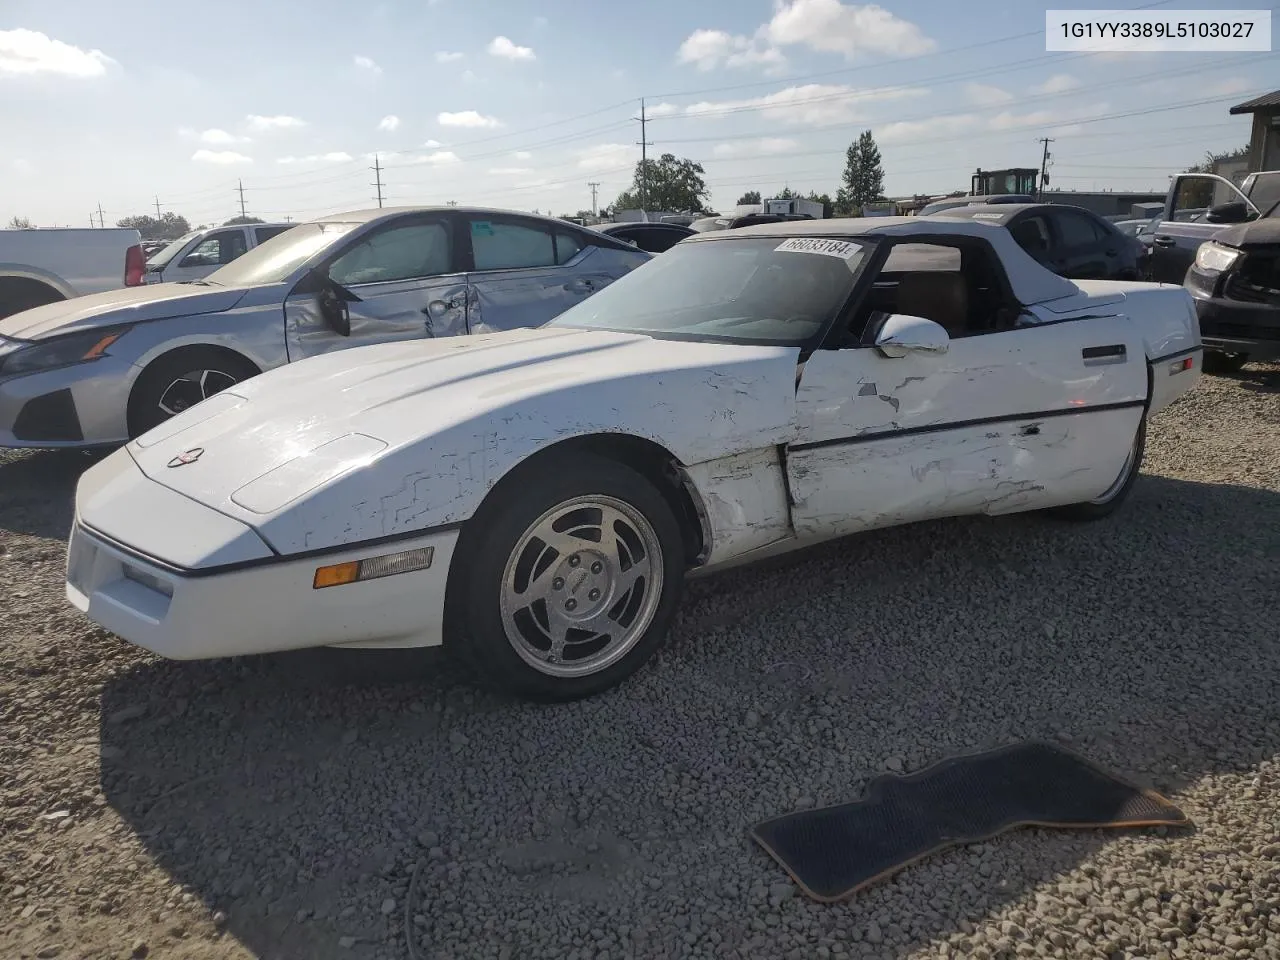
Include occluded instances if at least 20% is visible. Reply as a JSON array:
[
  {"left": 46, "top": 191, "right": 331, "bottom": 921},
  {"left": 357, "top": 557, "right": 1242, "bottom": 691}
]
[{"left": 313, "top": 561, "right": 360, "bottom": 589}]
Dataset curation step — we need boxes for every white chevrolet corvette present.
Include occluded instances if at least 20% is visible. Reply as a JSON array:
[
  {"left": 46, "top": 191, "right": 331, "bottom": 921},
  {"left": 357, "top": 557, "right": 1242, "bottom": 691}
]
[{"left": 66, "top": 217, "right": 1203, "bottom": 701}]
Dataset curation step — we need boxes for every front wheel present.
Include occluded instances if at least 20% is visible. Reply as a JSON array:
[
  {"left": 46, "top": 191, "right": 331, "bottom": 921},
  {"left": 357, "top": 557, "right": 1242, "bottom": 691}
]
[
  {"left": 1051, "top": 417, "right": 1146, "bottom": 522},
  {"left": 126, "top": 347, "right": 260, "bottom": 438},
  {"left": 447, "top": 453, "right": 685, "bottom": 701}
]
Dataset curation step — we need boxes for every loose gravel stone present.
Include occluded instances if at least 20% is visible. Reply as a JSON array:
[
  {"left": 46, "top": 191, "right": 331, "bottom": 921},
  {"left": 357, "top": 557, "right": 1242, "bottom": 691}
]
[{"left": 2, "top": 366, "right": 1279, "bottom": 960}]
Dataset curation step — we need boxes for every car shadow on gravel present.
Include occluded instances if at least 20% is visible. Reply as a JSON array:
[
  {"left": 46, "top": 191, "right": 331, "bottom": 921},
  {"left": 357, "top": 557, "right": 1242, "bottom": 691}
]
[
  {"left": 0, "top": 448, "right": 102, "bottom": 540},
  {"left": 96, "top": 473, "right": 1280, "bottom": 960}
]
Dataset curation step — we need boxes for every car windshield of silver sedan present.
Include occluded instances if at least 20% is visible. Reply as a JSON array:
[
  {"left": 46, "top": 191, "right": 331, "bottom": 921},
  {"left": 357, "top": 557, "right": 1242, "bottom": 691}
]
[
  {"left": 550, "top": 236, "right": 874, "bottom": 345},
  {"left": 202, "top": 222, "right": 360, "bottom": 287}
]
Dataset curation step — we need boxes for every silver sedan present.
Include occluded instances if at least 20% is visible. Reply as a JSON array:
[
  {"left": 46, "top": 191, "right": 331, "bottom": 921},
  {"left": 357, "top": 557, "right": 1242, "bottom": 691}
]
[{"left": 0, "top": 206, "right": 651, "bottom": 448}]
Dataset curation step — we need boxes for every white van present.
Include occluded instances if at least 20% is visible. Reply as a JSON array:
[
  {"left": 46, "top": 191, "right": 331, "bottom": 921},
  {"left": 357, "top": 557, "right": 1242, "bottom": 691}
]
[{"left": 144, "top": 222, "right": 296, "bottom": 284}]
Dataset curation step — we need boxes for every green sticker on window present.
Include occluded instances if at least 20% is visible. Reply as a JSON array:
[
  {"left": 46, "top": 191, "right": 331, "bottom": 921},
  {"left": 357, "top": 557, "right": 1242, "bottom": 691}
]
[{"left": 471, "top": 221, "right": 494, "bottom": 237}]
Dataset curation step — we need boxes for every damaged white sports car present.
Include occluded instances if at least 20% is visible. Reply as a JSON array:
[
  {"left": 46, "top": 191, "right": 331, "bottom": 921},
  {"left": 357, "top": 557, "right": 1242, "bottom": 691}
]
[{"left": 66, "top": 217, "right": 1203, "bottom": 700}]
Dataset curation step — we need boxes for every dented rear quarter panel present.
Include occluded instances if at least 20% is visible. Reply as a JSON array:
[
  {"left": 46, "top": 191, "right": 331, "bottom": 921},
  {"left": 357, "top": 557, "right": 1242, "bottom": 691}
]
[{"left": 120, "top": 327, "right": 800, "bottom": 557}]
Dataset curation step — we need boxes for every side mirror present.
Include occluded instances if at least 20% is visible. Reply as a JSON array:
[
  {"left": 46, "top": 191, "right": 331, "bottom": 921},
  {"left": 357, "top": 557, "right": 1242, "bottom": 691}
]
[
  {"left": 1205, "top": 201, "right": 1251, "bottom": 224},
  {"left": 317, "top": 284, "right": 351, "bottom": 337},
  {"left": 874, "top": 314, "right": 950, "bottom": 359}
]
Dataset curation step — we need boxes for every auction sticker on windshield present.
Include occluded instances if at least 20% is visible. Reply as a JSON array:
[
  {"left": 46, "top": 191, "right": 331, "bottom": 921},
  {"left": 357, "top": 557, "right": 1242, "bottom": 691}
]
[{"left": 774, "top": 238, "right": 862, "bottom": 259}]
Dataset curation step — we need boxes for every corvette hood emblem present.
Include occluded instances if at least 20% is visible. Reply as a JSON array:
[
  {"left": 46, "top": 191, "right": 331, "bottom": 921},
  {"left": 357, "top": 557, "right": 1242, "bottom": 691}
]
[{"left": 167, "top": 447, "right": 205, "bottom": 468}]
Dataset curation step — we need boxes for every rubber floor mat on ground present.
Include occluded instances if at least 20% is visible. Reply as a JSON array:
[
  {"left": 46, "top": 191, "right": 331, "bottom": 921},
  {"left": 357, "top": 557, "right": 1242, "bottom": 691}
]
[{"left": 750, "top": 740, "right": 1189, "bottom": 902}]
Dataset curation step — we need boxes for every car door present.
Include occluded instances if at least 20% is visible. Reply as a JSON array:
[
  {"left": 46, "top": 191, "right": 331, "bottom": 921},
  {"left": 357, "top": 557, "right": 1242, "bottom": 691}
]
[
  {"left": 1151, "top": 174, "right": 1255, "bottom": 283},
  {"left": 163, "top": 228, "right": 250, "bottom": 283},
  {"left": 464, "top": 215, "right": 613, "bottom": 333},
  {"left": 1044, "top": 209, "right": 1112, "bottom": 279},
  {"left": 784, "top": 238, "right": 1149, "bottom": 540},
  {"left": 282, "top": 213, "right": 467, "bottom": 362}
]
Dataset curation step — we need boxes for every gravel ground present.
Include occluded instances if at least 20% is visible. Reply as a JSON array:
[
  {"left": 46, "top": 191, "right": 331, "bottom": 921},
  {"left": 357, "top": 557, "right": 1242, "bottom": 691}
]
[{"left": 2, "top": 364, "right": 1279, "bottom": 960}]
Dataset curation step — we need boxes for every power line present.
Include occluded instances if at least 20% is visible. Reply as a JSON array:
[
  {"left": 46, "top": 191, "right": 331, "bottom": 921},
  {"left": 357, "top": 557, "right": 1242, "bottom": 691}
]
[
  {"left": 1038, "top": 138, "right": 1055, "bottom": 198},
  {"left": 236, "top": 179, "right": 248, "bottom": 219},
  {"left": 588, "top": 181, "right": 600, "bottom": 216},
  {"left": 154, "top": 196, "right": 162, "bottom": 219},
  {"left": 635, "top": 99, "right": 654, "bottom": 208}
]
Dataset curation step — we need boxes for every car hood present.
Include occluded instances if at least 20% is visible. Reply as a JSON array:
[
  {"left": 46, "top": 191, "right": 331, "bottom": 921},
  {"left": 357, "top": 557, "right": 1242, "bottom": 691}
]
[
  {"left": 0, "top": 283, "right": 250, "bottom": 340},
  {"left": 1213, "top": 217, "right": 1280, "bottom": 249},
  {"left": 110, "top": 326, "right": 798, "bottom": 556}
]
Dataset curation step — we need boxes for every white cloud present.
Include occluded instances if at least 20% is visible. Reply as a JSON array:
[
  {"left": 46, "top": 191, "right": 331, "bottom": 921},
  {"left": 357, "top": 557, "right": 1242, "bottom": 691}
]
[
  {"left": 764, "top": 0, "right": 935, "bottom": 58},
  {"left": 246, "top": 114, "right": 306, "bottom": 131},
  {"left": 378, "top": 114, "right": 400, "bottom": 132},
  {"left": 276, "top": 152, "right": 353, "bottom": 164},
  {"left": 489, "top": 166, "right": 534, "bottom": 175},
  {"left": 965, "top": 82, "right": 1013, "bottom": 106},
  {"left": 987, "top": 102, "right": 1110, "bottom": 133},
  {"left": 1207, "top": 76, "right": 1253, "bottom": 96},
  {"left": 353, "top": 55, "right": 382, "bottom": 74},
  {"left": 461, "top": 69, "right": 477, "bottom": 83},
  {"left": 677, "top": 29, "right": 787, "bottom": 75},
  {"left": 1033, "top": 73, "right": 1081, "bottom": 95},
  {"left": 411, "top": 150, "right": 460, "bottom": 165},
  {"left": 0, "top": 28, "right": 115, "bottom": 77},
  {"left": 12, "top": 158, "right": 33, "bottom": 175},
  {"left": 435, "top": 50, "right": 465, "bottom": 63},
  {"left": 686, "top": 82, "right": 926, "bottom": 126},
  {"left": 192, "top": 149, "right": 252, "bottom": 165},
  {"left": 876, "top": 114, "right": 977, "bottom": 144},
  {"left": 577, "top": 143, "right": 633, "bottom": 172},
  {"left": 513, "top": 150, "right": 532, "bottom": 160},
  {"left": 712, "top": 137, "right": 799, "bottom": 158},
  {"left": 438, "top": 110, "right": 501, "bottom": 128},
  {"left": 487, "top": 36, "right": 535, "bottom": 61},
  {"left": 423, "top": 138, "right": 443, "bottom": 148},
  {"left": 646, "top": 102, "right": 681, "bottom": 118},
  {"left": 199, "top": 128, "right": 249, "bottom": 145}
]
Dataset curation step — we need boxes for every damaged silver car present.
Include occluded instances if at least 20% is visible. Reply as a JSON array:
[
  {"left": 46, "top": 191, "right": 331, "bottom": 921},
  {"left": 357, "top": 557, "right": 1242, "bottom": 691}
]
[{"left": 0, "top": 206, "right": 651, "bottom": 448}]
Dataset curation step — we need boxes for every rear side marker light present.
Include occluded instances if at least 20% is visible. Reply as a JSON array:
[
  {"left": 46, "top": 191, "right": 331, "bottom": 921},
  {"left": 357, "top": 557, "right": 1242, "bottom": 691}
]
[
  {"left": 1169, "top": 357, "right": 1194, "bottom": 374},
  {"left": 313, "top": 546, "right": 435, "bottom": 589}
]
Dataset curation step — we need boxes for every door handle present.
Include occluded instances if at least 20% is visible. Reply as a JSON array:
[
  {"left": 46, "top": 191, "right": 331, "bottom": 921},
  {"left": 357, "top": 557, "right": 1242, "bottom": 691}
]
[{"left": 1153, "top": 237, "right": 1176, "bottom": 248}]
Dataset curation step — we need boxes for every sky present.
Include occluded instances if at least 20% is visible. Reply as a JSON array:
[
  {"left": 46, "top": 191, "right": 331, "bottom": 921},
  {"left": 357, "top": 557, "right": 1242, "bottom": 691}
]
[{"left": 0, "top": 0, "right": 1273, "bottom": 227}]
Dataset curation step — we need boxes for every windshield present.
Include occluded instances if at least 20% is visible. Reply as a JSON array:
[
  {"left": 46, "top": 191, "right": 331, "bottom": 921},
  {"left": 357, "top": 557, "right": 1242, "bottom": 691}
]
[
  {"left": 146, "top": 231, "right": 201, "bottom": 270},
  {"left": 203, "top": 222, "right": 360, "bottom": 286},
  {"left": 550, "top": 235, "right": 873, "bottom": 346}
]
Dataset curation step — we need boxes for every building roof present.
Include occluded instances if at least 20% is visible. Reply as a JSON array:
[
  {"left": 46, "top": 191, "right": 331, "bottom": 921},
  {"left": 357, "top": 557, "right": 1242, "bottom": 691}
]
[{"left": 1229, "top": 91, "right": 1280, "bottom": 115}]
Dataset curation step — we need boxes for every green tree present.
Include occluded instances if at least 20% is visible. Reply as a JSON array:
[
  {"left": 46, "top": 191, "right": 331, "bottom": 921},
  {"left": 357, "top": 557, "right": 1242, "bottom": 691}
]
[
  {"left": 223, "top": 215, "right": 265, "bottom": 225},
  {"left": 614, "top": 153, "right": 710, "bottom": 212},
  {"left": 736, "top": 190, "right": 761, "bottom": 205},
  {"left": 7, "top": 216, "right": 33, "bottom": 229},
  {"left": 117, "top": 212, "right": 191, "bottom": 240},
  {"left": 835, "top": 130, "right": 886, "bottom": 214},
  {"left": 1185, "top": 144, "right": 1250, "bottom": 174},
  {"left": 772, "top": 185, "right": 797, "bottom": 199}
]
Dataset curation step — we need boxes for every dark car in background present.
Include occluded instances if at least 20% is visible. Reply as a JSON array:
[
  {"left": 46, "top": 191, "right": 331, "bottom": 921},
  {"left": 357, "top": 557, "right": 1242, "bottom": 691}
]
[
  {"left": 927, "top": 203, "right": 1148, "bottom": 281},
  {"left": 593, "top": 221, "right": 695, "bottom": 254}
]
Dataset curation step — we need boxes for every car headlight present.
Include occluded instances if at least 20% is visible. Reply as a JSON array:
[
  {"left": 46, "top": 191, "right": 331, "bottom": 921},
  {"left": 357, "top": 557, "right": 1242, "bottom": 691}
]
[
  {"left": 1194, "top": 242, "right": 1241, "bottom": 274},
  {"left": 0, "top": 326, "right": 131, "bottom": 377}
]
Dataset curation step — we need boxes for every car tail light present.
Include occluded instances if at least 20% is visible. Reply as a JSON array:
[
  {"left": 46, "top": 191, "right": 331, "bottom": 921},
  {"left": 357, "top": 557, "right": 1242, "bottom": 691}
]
[{"left": 124, "top": 244, "right": 146, "bottom": 287}]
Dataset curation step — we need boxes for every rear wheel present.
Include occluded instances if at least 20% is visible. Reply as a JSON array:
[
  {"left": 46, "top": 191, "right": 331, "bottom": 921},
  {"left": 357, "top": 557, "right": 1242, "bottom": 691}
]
[
  {"left": 1052, "top": 417, "right": 1146, "bottom": 522},
  {"left": 126, "top": 346, "right": 259, "bottom": 438},
  {"left": 448, "top": 452, "right": 685, "bottom": 701},
  {"left": 0, "top": 278, "right": 64, "bottom": 321},
  {"left": 1202, "top": 350, "right": 1248, "bottom": 376}
]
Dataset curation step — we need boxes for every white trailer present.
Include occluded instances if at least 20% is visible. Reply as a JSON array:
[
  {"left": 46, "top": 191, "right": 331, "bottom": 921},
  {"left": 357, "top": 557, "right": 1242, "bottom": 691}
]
[{"left": 763, "top": 197, "right": 824, "bottom": 219}]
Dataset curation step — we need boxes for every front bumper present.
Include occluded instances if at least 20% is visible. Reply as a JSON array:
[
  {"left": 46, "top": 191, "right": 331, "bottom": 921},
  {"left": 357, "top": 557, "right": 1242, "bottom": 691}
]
[
  {"left": 0, "top": 353, "right": 134, "bottom": 448},
  {"left": 1191, "top": 292, "right": 1280, "bottom": 361},
  {"left": 66, "top": 522, "right": 460, "bottom": 659}
]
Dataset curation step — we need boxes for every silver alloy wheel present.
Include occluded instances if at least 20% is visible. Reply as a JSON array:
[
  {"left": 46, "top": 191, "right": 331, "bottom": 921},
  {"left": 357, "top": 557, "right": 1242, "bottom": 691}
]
[
  {"left": 1090, "top": 433, "right": 1140, "bottom": 505},
  {"left": 157, "top": 368, "right": 239, "bottom": 418},
  {"left": 499, "top": 495, "right": 664, "bottom": 679}
]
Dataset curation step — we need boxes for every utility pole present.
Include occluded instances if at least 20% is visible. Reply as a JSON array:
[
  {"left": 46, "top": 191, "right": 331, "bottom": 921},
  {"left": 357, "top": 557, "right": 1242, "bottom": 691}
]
[
  {"left": 634, "top": 98, "right": 654, "bottom": 211},
  {"left": 588, "top": 181, "right": 600, "bottom": 217},
  {"left": 236, "top": 179, "right": 248, "bottom": 219},
  {"left": 97, "top": 203, "right": 105, "bottom": 228},
  {"left": 371, "top": 154, "right": 385, "bottom": 208},
  {"left": 1037, "top": 138, "right": 1054, "bottom": 200},
  {"left": 154, "top": 196, "right": 162, "bottom": 220}
]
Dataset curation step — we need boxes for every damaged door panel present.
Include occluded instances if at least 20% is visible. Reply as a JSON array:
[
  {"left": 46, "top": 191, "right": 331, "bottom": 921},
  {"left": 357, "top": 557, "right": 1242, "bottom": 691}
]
[
  {"left": 682, "top": 446, "right": 794, "bottom": 566},
  {"left": 783, "top": 314, "right": 1149, "bottom": 539}
]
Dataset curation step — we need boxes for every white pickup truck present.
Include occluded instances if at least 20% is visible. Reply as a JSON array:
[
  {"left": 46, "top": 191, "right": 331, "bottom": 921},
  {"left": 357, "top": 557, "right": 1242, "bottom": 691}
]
[
  {"left": 144, "top": 222, "right": 296, "bottom": 284},
  {"left": 0, "top": 228, "right": 146, "bottom": 320}
]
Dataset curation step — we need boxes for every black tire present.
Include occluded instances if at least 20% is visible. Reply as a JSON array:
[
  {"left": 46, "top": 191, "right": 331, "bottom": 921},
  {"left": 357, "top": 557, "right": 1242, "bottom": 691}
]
[
  {"left": 1051, "top": 417, "right": 1146, "bottom": 521},
  {"left": 126, "top": 346, "right": 259, "bottom": 438},
  {"left": 0, "top": 278, "right": 64, "bottom": 321},
  {"left": 1202, "top": 350, "right": 1249, "bottom": 376},
  {"left": 446, "top": 452, "right": 686, "bottom": 702}
]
